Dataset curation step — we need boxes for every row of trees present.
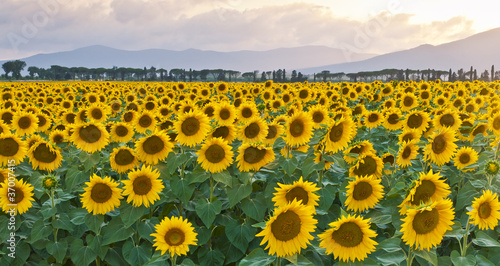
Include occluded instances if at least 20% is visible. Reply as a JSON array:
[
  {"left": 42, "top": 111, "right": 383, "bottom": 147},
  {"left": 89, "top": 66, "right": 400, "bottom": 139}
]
[{"left": 1, "top": 60, "right": 499, "bottom": 83}]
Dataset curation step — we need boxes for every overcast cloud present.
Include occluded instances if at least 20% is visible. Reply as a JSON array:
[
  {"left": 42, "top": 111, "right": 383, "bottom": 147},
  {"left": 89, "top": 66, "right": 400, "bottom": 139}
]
[{"left": 0, "top": 0, "right": 486, "bottom": 60}]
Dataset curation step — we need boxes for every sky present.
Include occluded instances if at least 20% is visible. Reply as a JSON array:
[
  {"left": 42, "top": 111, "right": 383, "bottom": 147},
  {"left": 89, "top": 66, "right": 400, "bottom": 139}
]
[{"left": 1, "top": 0, "right": 499, "bottom": 60}]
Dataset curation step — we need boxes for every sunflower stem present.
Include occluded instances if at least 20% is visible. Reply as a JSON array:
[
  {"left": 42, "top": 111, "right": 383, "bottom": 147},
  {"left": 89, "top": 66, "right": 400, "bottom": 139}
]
[
  {"left": 461, "top": 217, "right": 471, "bottom": 257},
  {"left": 171, "top": 254, "right": 177, "bottom": 266},
  {"left": 406, "top": 246, "right": 414, "bottom": 266},
  {"left": 209, "top": 175, "right": 214, "bottom": 202},
  {"left": 276, "top": 257, "right": 281, "bottom": 266}
]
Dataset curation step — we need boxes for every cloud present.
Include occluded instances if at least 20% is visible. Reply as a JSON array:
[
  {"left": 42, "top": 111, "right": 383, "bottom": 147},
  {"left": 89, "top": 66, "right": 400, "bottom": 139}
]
[{"left": 0, "top": 0, "right": 479, "bottom": 60}]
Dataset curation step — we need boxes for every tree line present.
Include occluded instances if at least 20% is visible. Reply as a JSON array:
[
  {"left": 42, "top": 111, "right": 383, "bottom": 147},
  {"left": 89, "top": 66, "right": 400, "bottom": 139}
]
[{"left": 1, "top": 60, "right": 498, "bottom": 83}]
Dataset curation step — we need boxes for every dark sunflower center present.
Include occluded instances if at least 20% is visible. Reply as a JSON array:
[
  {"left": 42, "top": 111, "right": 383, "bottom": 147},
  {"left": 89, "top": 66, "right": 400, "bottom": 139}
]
[
  {"left": 459, "top": 153, "right": 471, "bottom": 164},
  {"left": 66, "top": 113, "right": 76, "bottom": 124},
  {"left": 437, "top": 99, "right": 445, "bottom": 105},
  {"left": 2, "top": 112, "right": 13, "bottom": 124},
  {"left": 181, "top": 117, "right": 200, "bottom": 136},
  {"left": 273, "top": 101, "right": 281, "bottom": 109},
  {"left": 329, "top": 123, "right": 344, "bottom": 142},
  {"left": 53, "top": 134, "right": 63, "bottom": 144},
  {"left": 402, "top": 146, "right": 412, "bottom": 159},
  {"left": 205, "top": 144, "right": 225, "bottom": 163},
  {"left": 115, "top": 125, "right": 129, "bottom": 137},
  {"left": 219, "top": 109, "right": 231, "bottom": 120},
  {"left": 465, "top": 104, "right": 474, "bottom": 113},
  {"left": 421, "top": 91, "right": 430, "bottom": 99},
  {"left": 353, "top": 156, "right": 377, "bottom": 177},
  {"left": 271, "top": 210, "right": 301, "bottom": 241},
  {"left": 432, "top": 134, "right": 447, "bottom": 154},
  {"left": 115, "top": 149, "right": 135, "bottom": 165},
  {"left": 90, "top": 183, "right": 112, "bottom": 203},
  {"left": 285, "top": 187, "right": 309, "bottom": 204},
  {"left": 350, "top": 146, "right": 363, "bottom": 154},
  {"left": 353, "top": 181, "right": 373, "bottom": 201},
  {"left": 18, "top": 116, "right": 31, "bottom": 129},
  {"left": 312, "top": 112, "right": 324, "bottom": 123},
  {"left": 139, "top": 115, "right": 152, "bottom": 128},
  {"left": 79, "top": 125, "right": 102, "bottom": 143},
  {"left": 492, "top": 117, "right": 500, "bottom": 130},
  {"left": 368, "top": 114, "right": 379, "bottom": 123},
  {"left": 410, "top": 180, "right": 436, "bottom": 205},
  {"left": 145, "top": 102, "right": 155, "bottom": 110},
  {"left": 133, "top": 175, "right": 152, "bottom": 195},
  {"left": 402, "top": 133, "right": 414, "bottom": 143},
  {"left": 266, "top": 125, "right": 277, "bottom": 139},
  {"left": 403, "top": 96, "right": 414, "bottom": 107},
  {"left": 0, "top": 138, "right": 19, "bottom": 156},
  {"left": 388, "top": 114, "right": 400, "bottom": 125},
  {"left": 79, "top": 110, "right": 88, "bottom": 122},
  {"left": 37, "top": 115, "right": 47, "bottom": 127},
  {"left": 12, "top": 187, "right": 24, "bottom": 204},
  {"left": 472, "top": 125, "right": 486, "bottom": 136},
  {"left": 440, "top": 114, "right": 455, "bottom": 127},
  {"left": 33, "top": 143, "right": 57, "bottom": 163},
  {"left": 91, "top": 109, "right": 103, "bottom": 120},
  {"left": 245, "top": 122, "right": 260, "bottom": 139},
  {"left": 243, "top": 147, "right": 266, "bottom": 164},
  {"left": 204, "top": 107, "right": 214, "bottom": 117},
  {"left": 241, "top": 107, "right": 253, "bottom": 118},
  {"left": 383, "top": 155, "right": 394, "bottom": 165},
  {"left": 143, "top": 136, "right": 165, "bottom": 155},
  {"left": 289, "top": 119, "right": 304, "bottom": 137},
  {"left": 407, "top": 114, "right": 423, "bottom": 129},
  {"left": 89, "top": 96, "right": 97, "bottom": 103},
  {"left": 212, "top": 126, "right": 229, "bottom": 139},
  {"left": 478, "top": 202, "right": 492, "bottom": 219},
  {"left": 123, "top": 112, "right": 134, "bottom": 122},
  {"left": 283, "top": 94, "right": 290, "bottom": 103},
  {"left": 331, "top": 221, "right": 363, "bottom": 247},
  {"left": 164, "top": 228, "right": 185, "bottom": 246},
  {"left": 112, "top": 103, "right": 121, "bottom": 111},
  {"left": 412, "top": 208, "right": 439, "bottom": 234},
  {"left": 299, "top": 90, "right": 308, "bottom": 99}
]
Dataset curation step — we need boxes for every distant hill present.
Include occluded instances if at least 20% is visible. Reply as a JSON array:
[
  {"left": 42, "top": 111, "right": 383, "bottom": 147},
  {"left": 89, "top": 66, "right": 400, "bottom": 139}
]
[
  {"left": 302, "top": 28, "right": 500, "bottom": 74},
  {"left": 0, "top": 45, "right": 376, "bottom": 73}
]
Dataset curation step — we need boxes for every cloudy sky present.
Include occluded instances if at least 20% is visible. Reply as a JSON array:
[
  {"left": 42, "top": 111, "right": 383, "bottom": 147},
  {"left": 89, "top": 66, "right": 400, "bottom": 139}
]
[{"left": 1, "top": 0, "right": 498, "bottom": 60}]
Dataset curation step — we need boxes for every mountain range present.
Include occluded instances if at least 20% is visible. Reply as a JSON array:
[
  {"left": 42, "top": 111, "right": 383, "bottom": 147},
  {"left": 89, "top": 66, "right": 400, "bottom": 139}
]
[{"left": 2, "top": 27, "right": 500, "bottom": 75}]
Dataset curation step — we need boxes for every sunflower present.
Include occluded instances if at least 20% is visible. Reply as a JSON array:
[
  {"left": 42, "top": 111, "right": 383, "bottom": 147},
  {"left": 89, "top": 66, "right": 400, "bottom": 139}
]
[
  {"left": 110, "top": 146, "right": 139, "bottom": 173},
  {"left": 110, "top": 122, "right": 135, "bottom": 143},
  {"left": 151, "top": 216, "right": 198, "bottom": 257},
  {"left": 256, "top": 199, "right": 317, "bottom": 257},
  {"left": 0, "top": 109, "right": 14, "bottom": 125},
  {"left": 0, "top": 121, "right": 10, "bottom": 135},
  {"left": 87, "top": 104, "right": 108, "bottom": 123},
  {"left": 343, "top": 140, "right": 375, "bottom": 164},
  {"left": 135, "top": 131, "right": 173, "bottom": 165},
  {"left": 0, "top": 178, "right": 34, "bottom": 215},
  {"left": 453, "top": 147, "right": 478, "bottom": 170},
  {"left": 272, "top": 176, "right": 320, "bottom": 211},
  {"left": 0, "top": 168, "right": 9, "bottom": 183},
  {"left": 239, "top": 117, "right": 268, "bottom": 143},
  {"left": 209, "top": 124, "right": 237, "bottom": 144},
  {"left": 237, "top": 102, "right": 259, "bottom": 122},
  {"left": 122, "top": 110, "right": 137, "bottom": 124},
  {"left": 36, "top": 113, "right": 52, "bottom": 132},
  {"left": 399, "top": 170, "right": 451, "bottom": 215},
  {"left": 197, "top": 137, "right": 234, "bottom": 173},
  {"left": 423, "top": 127, "right": 458, "bottom": 166},
  {"left": 467, "top": 190, "right": 500, "bottom": 230},
  {"left": 70, "top": 122, "right": 109, "bottom": 153},
  {"left": 468, "top": 123, "right": 488, "bottom": 142},
  {"left": 396, "top": 140, "right": 419, "bottom": 168},
  {"left": 489, "top": 112, "right": 500, "bottom": 136},
  {"left": 318, "top": 214, "right": 377, "bottom": 262},
  {"left": 174, "top": 110, "right": 211, "bottom": 147},
  {"left": 12, "top": 111, "right": 38, "bottom": 136},
  {"left": 433, "top": 109, "right": 461, "bottom": 132},
  {"left": 0, "top": 133, "right": 27, "bottom": 167},
  {"left": 364, "top": 110, "right": 383, "bottom": 129},
  {"left": 236, "top": 143, "right": 275, "bottom": 172},
  {"left": 263, "top": 121, "right": 283, "bottom": 145},
  {"left": 135, "top": 111, "right": 157, "bottom": 134},
  {"left": 214, "top": 102, "right": 236, "bottom": 125},
  {"left": 345, "top": 175, "right": 384, "bottom": 212},
  {"left": 404, "top": 110, "right": 430, "bottom": 133},
  {"left": 398, "top": 129, "right": 422, "bottom": 145},
  {"left": 349, "top": 153, "right": 383, "bottom": 178},
  {"left": 122, "top": 165, "right": 164, "bottom": 207},
  {"left": 81, "top": 174, "right": 122, "bottom": 215},
  {"left": 284, "top": 112, "right": 313, "bottom": 147},
  {"left": 485, "top": 160, "right": 499, "bottom": 175},
  {"left": 383, "top": 108, "right": 403, "bottom": 131},
  {"left": 324, "top": 116, "right": 356, "bottom": 154},
  {"left": 400, "top": 93, "right": 419, "bottom": 111},
  {"left": 28, "top": 141, "right": 63, "bottom": 172},
  {"left": 308, "top": 105, "right": 330, "bottom": 128},
  {"left": 401, "top": 199, "right": 454, "bottom": 251}
]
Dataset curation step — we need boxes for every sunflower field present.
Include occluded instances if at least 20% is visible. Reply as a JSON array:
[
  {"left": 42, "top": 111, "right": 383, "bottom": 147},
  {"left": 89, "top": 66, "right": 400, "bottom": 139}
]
[{"left": 0, "top": 80, "right": 500, "bottom": 265}]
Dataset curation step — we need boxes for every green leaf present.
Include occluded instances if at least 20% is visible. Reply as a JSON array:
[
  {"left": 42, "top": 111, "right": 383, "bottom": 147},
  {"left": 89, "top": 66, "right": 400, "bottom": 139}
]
[
  {"left": 195, "top": 198, "right": 222, "bottom": 227},
  {"left": 281, "top": 157, "right": 298, "bottom": 176},
  {"left": 317, "top": 185, "right": 336, "bottom": 211},
  {"left": 30, "top": 220, "right": 52, "bottom": 243},
  {"left": 227, "top": 182, "right": 253, "bottom": 207},
  {"left": 46, "top": 240, "right": 68, "bottom": 264},
  {"left": 445, "top": 222, "right": 465, "bottom": 240},
  {"left": 450, "top": 250, "right": 476, "bottom": 266},
  {"left": 212, "top": 171, "right": 233, "bottom": 187},
  {"left": 70, "top": 238, "right": 97, "bottom": 266},
  {"left": 118, "top": 202, "right": 146, "bottom": 228},
  {"left": 105, "top": 248, "right": 128, "bottom": 266},
  {"left": 241, "top": 197, "right": 266, "bottom": 221},
  {"left": 456, "top": 183, "right": 478, "bottom": 211},
  {"left": 187, "top": 167, "right": 211, "bottom": 184},
  {"left": 225, "top": 220, "right": 257, "bottom": 253},
  {"left": 414, "top": 248, "right": 438, "bottom": 266},
  {"left": 475, "top": 254, "right": 495, "bottom": 266},
  {"left": 171, "top": 177, "right": 195, "bottom": 203},
  {"left": 198, "top": 248, "right": 225, "bottom": 266},
  {"left": 102, "top": 217, "right": 134, "bottom": 245},
  {"left": 69, "top": 208, "right": 88, "bottom": 225},
  {"left": 65, "top": 166, "right": 88, "bottom": 192},
  {"left": 122, "top": 241, "right": 151, "bottom": 266},
  {"left": 377, "top": 237, "right": 402, "bottom": 253},
  {"left": 84, "top": 213, "right": 104, "bottom": 234},
  {"left": 167, "top": 152, "right": 188, "bottom": 174},
  {"left": 138, "top": 217, "right": 159, "bottom": 244},
  {"left": 365, "top": 210, "right": 391, "bottom": 225},
  {"left": 472, "top": 231, "right": 500, "bottom": 247},
  {"left": 301, "top": 156, "right": 324, "bottom": 178},
  {"left": 52, "top": 213, "right": 74, "bottom": 232},
  {"left": 239, "top": 248, "right": 276, "bottom": 266},
  {"left": 376, "top": 251, "right": 405, "bottom": 265},
  {"left": 40, "top": 204, "right": 57, "bottom": 220}
]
